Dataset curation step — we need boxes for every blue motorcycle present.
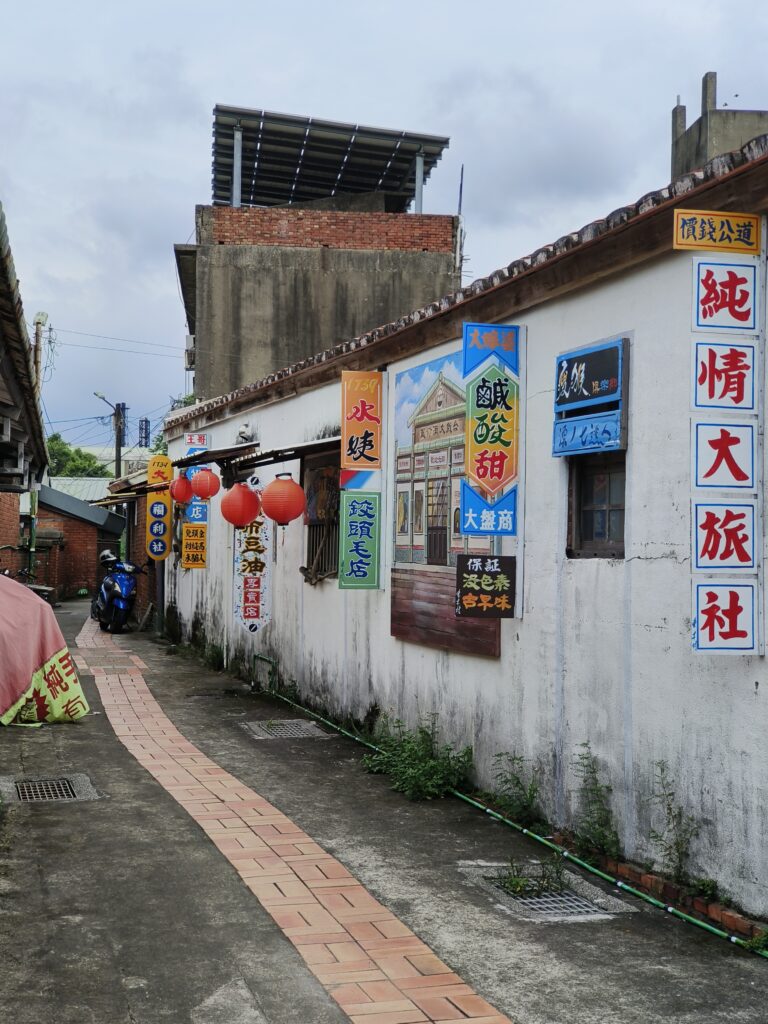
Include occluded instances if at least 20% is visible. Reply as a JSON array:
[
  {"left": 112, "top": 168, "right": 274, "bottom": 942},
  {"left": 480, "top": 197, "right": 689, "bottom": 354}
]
[{"left": 92, "top": 550, "right": 145, "bottom": 633}]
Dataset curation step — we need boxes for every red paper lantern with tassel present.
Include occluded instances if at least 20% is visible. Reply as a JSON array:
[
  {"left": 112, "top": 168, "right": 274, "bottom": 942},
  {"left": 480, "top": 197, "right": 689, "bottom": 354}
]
[
  {"left": 169, "top": 475, "right": 193, "bottom": 504},
  {"left": 190, "top": 468, "right": 221, "bottom": 500},
  {"left": 220, "top": 482, "right": 261, "bottom": 527},
  {"left": 260, "top": 473, "right": 306, "bottom": 526}
]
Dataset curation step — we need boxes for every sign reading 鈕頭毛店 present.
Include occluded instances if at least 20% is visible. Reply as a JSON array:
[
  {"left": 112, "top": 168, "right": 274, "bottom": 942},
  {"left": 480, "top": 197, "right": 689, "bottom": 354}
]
[
  {"left": 673, "top": 209, "right": 760, "bottom": 255},
  {"left": 342, "top": 371, "right": 382, "bottom": 470},
  {"left": 145, "top": 454, "right": 172, "bottom": 561},
  {"left": 338, "top": 492, "right": 380, "bottom": 589}
]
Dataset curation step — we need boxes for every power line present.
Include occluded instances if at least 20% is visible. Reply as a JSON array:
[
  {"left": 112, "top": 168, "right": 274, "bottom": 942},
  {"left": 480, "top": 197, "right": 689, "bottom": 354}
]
[
  {"left": 41, "top": 326, "right": 183, "bottom": 352},
  {"left": 58, "top": 341, "right": 180, "bottom": 360}
]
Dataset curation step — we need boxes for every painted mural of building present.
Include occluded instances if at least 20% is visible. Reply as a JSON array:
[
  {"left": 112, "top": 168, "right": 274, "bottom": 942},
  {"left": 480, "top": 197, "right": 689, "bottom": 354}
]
[{"left": 164, "top": 132, "right": 768, "bottom": 916}]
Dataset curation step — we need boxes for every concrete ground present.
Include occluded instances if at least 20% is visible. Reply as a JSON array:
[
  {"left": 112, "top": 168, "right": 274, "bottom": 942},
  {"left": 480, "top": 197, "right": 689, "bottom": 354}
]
[{"left": 0, "top": 600, "right": 765, "bottom": 1024}]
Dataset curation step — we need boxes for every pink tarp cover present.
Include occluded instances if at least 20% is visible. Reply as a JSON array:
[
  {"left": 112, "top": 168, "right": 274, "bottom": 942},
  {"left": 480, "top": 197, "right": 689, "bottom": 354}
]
[{"left": 0, "top": 574, "right": 70, "bottom": 716}]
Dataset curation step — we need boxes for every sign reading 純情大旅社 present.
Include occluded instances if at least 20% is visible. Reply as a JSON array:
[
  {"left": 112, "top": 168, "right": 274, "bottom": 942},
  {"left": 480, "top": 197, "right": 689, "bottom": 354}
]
[{"left": 552, "top": 337, "right": 629, "bottom": 456}]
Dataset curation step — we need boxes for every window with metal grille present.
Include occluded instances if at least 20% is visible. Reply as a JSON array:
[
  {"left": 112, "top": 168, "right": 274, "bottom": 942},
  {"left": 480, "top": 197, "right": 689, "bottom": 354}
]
[{"left": 301, "top": 452, "right": 340, "bottom": 583}]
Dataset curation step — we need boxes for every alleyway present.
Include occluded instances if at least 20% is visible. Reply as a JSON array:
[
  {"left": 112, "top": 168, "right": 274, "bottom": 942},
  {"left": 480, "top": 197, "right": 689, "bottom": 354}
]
[{"left": 0, "top": 602, "right": 765, "bottom": 1024}]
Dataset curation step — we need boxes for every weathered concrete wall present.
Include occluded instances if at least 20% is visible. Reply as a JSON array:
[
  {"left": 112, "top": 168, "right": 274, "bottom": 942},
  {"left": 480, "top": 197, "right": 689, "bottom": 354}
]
[
  {"left": 194, "top": 244, "right": 459, "bottom": 399},
  {"left": 167, "top": 248, "right": 768, "bottom": 916}
]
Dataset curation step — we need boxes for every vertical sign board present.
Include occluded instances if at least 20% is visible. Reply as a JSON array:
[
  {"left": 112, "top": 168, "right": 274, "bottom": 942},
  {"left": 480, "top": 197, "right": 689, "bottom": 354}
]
[
  {"left": 687, "top": 234, "right": 763, "bottom": 654},
  {"left": 338, "top": 492, "right": 380, "bottom": 589},
  {"left": 233, "top": 515, "right": 272, "bottom": 632},
  {"left": 455, "top": 555, "right": 516, "bottom": 617},
  {"left": 341, "top": 371, "right": 382, "bottom": 470},
  {"left": 182, "top": 433, "right": 209, "bottom": 569},
  {"left": 460, "top": 323, "right": 522, "bottom": 538},
  {"left": 146, "top": 455, "right": 172, "bottom": 561}
]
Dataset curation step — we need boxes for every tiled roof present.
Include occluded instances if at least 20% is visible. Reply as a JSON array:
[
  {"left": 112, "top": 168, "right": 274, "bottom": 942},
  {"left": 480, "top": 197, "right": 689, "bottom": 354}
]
[{"left": 167, "top": 133, "right": 768, "bottom": 432}]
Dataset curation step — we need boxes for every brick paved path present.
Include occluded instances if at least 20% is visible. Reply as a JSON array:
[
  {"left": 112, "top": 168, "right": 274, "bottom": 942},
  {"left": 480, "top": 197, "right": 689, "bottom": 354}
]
[{"left": 74, "top": 618, "right": 513, "bottom": 1024}]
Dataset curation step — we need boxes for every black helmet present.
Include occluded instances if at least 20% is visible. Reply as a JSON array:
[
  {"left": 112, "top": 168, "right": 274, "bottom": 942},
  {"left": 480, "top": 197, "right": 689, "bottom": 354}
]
[{"left": 99, "top": 549, "right": 117, "bottom": 567}]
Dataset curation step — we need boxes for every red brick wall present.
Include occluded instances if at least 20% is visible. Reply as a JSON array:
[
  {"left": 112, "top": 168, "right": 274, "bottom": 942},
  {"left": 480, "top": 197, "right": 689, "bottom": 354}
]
[
  {"left": 211, "top": 207, "right": 455, "bottom": 253},
  {"left": 36, "top": 508, "right": 101, "bottom": 599},
  {"left": 0, "top": 492, "right": 20, "bottom": 547}
]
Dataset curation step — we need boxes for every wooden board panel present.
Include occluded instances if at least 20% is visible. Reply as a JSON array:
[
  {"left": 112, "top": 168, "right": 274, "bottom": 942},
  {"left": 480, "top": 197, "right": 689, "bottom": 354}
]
[{"left": 390, "top": 568, "right": 500, "bottom": 658}]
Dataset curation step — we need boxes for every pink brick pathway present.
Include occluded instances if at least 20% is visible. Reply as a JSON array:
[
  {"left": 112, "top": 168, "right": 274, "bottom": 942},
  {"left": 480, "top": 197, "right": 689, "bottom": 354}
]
[{"left": 74, "top": 618, "right": 513, "bottom": 1024}]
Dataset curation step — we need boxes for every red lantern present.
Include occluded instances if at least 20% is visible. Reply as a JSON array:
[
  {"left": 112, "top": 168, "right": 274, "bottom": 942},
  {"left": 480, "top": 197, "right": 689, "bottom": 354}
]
[
  {"left": 169, "top": 475, "right": 193, "bottom": 504},
  {"left": 191, "top": 468, "right": 221, "bottom": 500},
  {"left": 260, "top": 473, "right": 306, "bottom": 526},
  {"left": 220, "top": 482, "right": 261, "bottom": 527}
]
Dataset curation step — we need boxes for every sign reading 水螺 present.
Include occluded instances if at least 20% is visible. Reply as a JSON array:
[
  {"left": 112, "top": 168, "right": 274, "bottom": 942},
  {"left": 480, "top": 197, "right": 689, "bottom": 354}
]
[
  {"left": 342, "top": 371, "right": 382, "bottom": 470},
  {"left": 338, "top": 492, "right": 380, "bottom": 589},
  {"left": 455, "top": 555, "right": 516, "bottom": 618},
  {"left": 145, "top": 454, "right": 172, "bottom": 561},
  {"left": 673, "top": 209, "right": 760, "bottom": 255}
]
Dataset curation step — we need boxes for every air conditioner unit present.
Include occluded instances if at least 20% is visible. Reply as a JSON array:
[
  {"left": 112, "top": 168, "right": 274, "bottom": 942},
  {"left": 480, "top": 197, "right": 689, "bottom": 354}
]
[{"left": 185, "top": 348, "right": 196, "bottom": 370}]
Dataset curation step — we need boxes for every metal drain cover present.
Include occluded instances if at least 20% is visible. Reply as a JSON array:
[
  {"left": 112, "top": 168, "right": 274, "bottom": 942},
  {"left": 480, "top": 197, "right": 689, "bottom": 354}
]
[
  {"left": 0, "top": 773, "right": 100, "bottom": 804},
  {"left": 490, "top": 882, "right": 605, "bottom": 919},
  {"left": 242, "top": 719, "right": 334, "bottom": 740},
  {"left": 16, "top": 778, "right": 76, "bottom": 802}
]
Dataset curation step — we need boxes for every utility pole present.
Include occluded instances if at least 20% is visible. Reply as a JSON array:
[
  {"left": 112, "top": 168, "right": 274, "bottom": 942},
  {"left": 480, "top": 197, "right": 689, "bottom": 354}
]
[
  {"left": 94, "top": 393, "right": 126, "bottom": 478},
  {"left": 30, "top": 313, "right": 48, "bottom": 577}
]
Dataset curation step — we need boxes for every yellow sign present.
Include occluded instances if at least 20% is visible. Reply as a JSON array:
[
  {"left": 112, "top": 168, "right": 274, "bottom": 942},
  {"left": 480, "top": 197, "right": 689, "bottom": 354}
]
[
  {"left": 673, "top": 209, "right": 760, "bottom": 255},
  {"left": 465, "top": 364, "right": 519, "bottom": 498},
  {"left": 181, "top": 524, "right": 207, "bottom": 569},
  {"left": 145, "top": 455, "right": 172, "bottom": 561},
  {"left": 341, "top": 370, "right": 382, "bottom": 470}
]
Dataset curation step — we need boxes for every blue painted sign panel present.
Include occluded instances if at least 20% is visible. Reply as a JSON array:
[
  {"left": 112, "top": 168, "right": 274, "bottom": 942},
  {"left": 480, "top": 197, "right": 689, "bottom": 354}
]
[
  {"left": 552, "top": 410, "right": 623, "bottom": 456},
  {"left": 462, "top": 322, "right": 520, "bottom": 377},
  {"left": 459, "top": 480, "right": 517, "bottom": 536}
]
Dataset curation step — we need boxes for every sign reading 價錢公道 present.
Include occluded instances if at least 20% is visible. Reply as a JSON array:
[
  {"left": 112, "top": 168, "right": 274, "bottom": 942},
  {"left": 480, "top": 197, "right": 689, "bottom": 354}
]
[
  {"left": 338, "top": 492, "right": 380, "bottom": 589},
  {"left": 455, "top": 555, "right": 516, "bottom": 618},
  {"left": 181, "top": 524, "right": 207, "bottom": 570},
  {"left": 146, "top": 454, "right": 172, "bottom": 561},
  {"left": 233, "top": 514, "right": 272, "bottom": 632},
  {"left": 342, "top": 371, "right": 382, "bottom": 470},
  {"left": 673, "top": 209, "right": 760, "bottom": 256},
  {"left": 552, "top": 338, "right": 628, "bottom": 457}
]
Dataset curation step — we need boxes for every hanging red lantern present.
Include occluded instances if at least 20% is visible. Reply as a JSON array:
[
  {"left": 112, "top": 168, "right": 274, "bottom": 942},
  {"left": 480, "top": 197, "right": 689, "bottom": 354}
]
[
  {"left": 191, "top": 468, "right": 221, "bottom": 500},
  {"left": 260, "top": 473, "right": 306, "bottom": 526},
  {"left": 220, "top": 482, "right": 261, "bottom": 527},
  {"left": 169, "top": 475, "right": 193, "bottom": 504}
]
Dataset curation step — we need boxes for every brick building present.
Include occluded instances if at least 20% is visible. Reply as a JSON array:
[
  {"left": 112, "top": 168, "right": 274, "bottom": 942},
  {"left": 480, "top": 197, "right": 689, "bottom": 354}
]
[
  {"left": 32, "top": 486, "right": 124, "bottom": 600},
  {"left": 176, "top": 107, "right": 460, "bottom": 400}
]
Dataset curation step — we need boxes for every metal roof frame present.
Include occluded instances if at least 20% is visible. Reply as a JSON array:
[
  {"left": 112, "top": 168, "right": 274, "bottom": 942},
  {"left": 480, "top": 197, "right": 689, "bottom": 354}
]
[{"left": 212, "top": 106, "right": 449, "bottom": 211}]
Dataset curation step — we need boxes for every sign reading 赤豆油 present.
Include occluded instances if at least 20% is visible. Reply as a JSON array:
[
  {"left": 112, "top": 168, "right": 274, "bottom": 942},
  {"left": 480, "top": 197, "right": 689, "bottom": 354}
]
[
  {"left": 673, "top": 210, "right": 760, "bottom": 256},
  {"left": 338, "top": 492, "right": 380, "bottom": 589},
  {"left": 552, "top": 338, "right": 628, "bottom": 457},
  {"left": 233, "top": 514, "right": 272, "bottom": 632},
  {"left": 455, "top": 555, "right": 516, "bottom": 618}
]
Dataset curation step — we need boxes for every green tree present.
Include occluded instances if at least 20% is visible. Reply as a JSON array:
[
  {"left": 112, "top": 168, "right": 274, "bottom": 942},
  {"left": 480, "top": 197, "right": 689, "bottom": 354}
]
[{"left": 47, "top": 433, "right": 111, "bottom": 477}]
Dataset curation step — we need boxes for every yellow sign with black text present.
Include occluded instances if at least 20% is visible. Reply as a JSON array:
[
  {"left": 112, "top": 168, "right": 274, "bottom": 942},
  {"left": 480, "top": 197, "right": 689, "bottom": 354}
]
[
  {"left": 181, "top": 524, "right": 207, "bottom": 569},
  {"left": 673, "top": 209, "right": 760, "bottom": 255},
  {"left": 145, "top": 455, "right": 172, "bottom": 561}
]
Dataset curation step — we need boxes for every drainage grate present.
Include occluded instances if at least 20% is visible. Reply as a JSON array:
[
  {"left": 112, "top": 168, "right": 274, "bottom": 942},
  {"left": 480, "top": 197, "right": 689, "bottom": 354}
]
[
  {"left": 15, "top": 778, "right": 77, "bottom": 802},
  {"left": 491, "top": 882, "right": 605, "bottom": 918},
  {"left": 242, "top": 719, "right": 334, "bottom": 740}
]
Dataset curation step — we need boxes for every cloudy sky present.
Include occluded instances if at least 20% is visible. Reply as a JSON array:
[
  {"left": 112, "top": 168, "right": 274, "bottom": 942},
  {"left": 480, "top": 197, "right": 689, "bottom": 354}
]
[{"left": 2, "top": 0, "right": 766, "bottom": 454}]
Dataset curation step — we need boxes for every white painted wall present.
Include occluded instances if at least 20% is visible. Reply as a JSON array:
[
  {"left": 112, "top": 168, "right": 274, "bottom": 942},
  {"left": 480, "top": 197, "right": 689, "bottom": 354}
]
[{"left": 167, "top": 249, "right": 768, "bottom": 915}]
